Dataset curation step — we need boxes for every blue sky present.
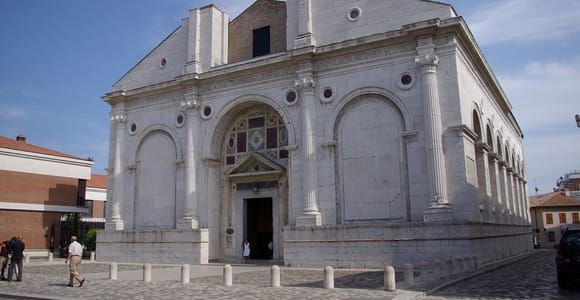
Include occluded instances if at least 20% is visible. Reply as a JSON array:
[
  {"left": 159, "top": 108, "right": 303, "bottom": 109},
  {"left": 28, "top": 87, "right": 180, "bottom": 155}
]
[{"left": 1, "top": 0, "right": 579, "bottom": 194}]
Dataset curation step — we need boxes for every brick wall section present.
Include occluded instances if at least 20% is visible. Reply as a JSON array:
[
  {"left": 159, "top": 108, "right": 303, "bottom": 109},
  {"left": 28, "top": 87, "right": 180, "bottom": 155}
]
[
  {"left": 0, "top": 170, "right": 78, "bottom": 206},
  {"left": 0, "top": 210, "right": 62, "bottom": 250},
  {"left": 228, "top": 0, "right": 287, "bottom": 63}
]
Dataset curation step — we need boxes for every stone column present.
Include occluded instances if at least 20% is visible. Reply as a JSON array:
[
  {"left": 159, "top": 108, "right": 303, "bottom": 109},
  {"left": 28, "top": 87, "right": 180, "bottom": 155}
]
[
  {"left": 506, "top": 167, "right": 515, "bottom": 222},
  {"left": 205, "top": 158, "right": 220, "bottom": 259},
  {"left": 523, "top": 181, "right": 530, "bottom": 222},
  {"left": 489, "top": 154, "right": 502, "bottom": 215},
  {"left": 106, "top": 108, "right": 127, "bottom": 231},
  {"left": 500, "top": 162, "right": 511, "bottom": 221},
  {"left": 513, "top": 173, "right": 522, "bottom": 223},
  {"left": 295, "top": 64, "right": 322, "bottom": 226},
  {"left": 178, "top": 93, "right": 200, "bottom": 229},
  {"left": 475, "top": 143, "right": 492, "bottom": 221},
  {"left": 416, "top": 37, "right": 451, "bottom": 221}
]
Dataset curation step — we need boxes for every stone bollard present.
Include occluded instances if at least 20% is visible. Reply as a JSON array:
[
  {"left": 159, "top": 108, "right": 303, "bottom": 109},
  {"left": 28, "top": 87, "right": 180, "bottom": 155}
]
[
  {"left": 453, "top": 257, "right": 463, "bottom": 274},
  {"left": 445, "top": 257, "right": 453, "bottom": 275},
  {"left": 143, "top": 263, "right": 152, "bottom": 282},
  {"left": 90, "top": 251, "right": 96, "bottom": 261},
  {"left": 271, "top": 265, "right": 280, "bottom": 287},
  {"left": 48, "top": 253, "right": 53, "bottom": 263},
  {"left": 109, "top": 262, "right": 118, "bottom": 280},
  {"left": 404, "top": 263, "right": 414, "bottom": 287},
  {"left": 24, "top": 254, "right": 30, "bottom": 264},
  {"left": 462, "top": 257, "right": 471, "bottom": 271},
  {"left": 324, "top": 266, "right": 334, "bottom": 289},
  {"left": 419, "top": 261, "right": 431, "bottom": 282},
  {"left": 181, "top": 264, "right": 190, "bottom": 284},
  {"left": 433, "top": 259, "right": 443, "bottom": 279},
  {"left": 223, "top": 264, "right": 232, "bottom": 286},
  {"left": 471, "top": 256, "right": 478, "bottom": 269},
  {"left": 384, "top": 266, "right": 396, "bottom": 291}
]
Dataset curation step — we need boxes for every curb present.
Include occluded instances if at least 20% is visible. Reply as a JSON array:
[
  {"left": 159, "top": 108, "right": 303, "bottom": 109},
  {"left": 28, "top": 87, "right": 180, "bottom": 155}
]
[
  {"left": 425, "top": 251, "right": 536, "bottom": 296},
  {"left": 0, "top": 291, "right": 80, "bottom": 300}
]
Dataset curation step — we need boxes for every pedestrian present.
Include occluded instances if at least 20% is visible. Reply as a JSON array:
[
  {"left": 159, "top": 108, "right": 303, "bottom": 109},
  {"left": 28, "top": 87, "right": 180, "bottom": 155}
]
[
  {"left": 268, "top": 241, "right": 273, "bottom": 259},
  {"left": 7, "top": 235, "right": 25, "bottom": 282},
  {"left": 0, "top": 239, "right": 10, "bottom": 280},
  {"left": 243, "top": 239, "right": 251, "bottom": 264},
  {"left": 65, "top": 235, "right": 85, "bottom": 287}
]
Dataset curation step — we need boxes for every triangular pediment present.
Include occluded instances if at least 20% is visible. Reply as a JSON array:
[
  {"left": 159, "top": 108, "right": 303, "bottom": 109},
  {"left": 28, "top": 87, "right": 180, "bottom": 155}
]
[{"left": 226, "top": 152, "right": 285, "bottom": 177}]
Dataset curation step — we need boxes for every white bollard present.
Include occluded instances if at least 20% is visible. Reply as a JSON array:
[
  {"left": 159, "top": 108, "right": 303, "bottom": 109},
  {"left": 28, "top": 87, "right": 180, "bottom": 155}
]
[
  {"left": 181, "top": 264, "right": 190, "bottom": 284},
  {"left": 403, "top": 263, "right": 414, "bottom": 287},
  {"left": 271, "top": 265, "right": 280, "bottom": 287},
  {"left": 48, "top": 253, "right": 53, "bottom": 263},
  {"left": 223, "top": 264, "right": 232, "bottom": 286},
  {"left": 433, "top": 259, "right": 443, "bottom": 279},
  {"left": 445, "top": 257, "right": 453, "bottom": 275},
  {"left": 143, "top": 263, "right": 152, "bottom": 282},
  {"left": 109, "top": 262, "right": 118, "bottom": 280},
  {"left": 453, "top": 257, "right": 463, "bottom": 273},
  {"left": 90, "top": 251, "right": 96, "bottom": 261},
  {"left": 24, "top": 254, "right": 30, "bottom": 264},
  {"left": 385, "top": 266, "right": 396, "bottom": 291},
  {"left": 324, "top": 266, "right": 334, "bottom": 289}
]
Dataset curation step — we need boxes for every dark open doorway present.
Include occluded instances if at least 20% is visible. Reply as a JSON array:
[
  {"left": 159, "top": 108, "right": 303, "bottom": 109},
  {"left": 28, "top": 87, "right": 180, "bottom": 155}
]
[{"left": 245, "top": 197, "right": 273, "bottom": 260}]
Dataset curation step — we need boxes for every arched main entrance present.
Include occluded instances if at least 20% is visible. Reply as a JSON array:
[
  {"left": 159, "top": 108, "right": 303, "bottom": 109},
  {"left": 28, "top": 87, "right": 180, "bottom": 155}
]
[{"left": 210, "top": 103, "right": 291, "bottom": 262}]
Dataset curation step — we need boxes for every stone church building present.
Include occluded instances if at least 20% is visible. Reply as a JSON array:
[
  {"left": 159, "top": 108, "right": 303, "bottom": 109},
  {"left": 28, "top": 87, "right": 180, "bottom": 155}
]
[{"left": 98, "top": 0, "right": 531, "bottom": 268}]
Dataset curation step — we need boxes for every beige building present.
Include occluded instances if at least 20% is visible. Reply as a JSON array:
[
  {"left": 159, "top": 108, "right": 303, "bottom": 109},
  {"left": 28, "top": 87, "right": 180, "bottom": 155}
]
[{"left": 530, "top": 192, "right": 580, "bottom": 249}]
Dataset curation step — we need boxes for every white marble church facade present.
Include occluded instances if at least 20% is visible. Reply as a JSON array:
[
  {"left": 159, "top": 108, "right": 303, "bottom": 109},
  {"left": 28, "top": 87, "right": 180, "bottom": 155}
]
[{"left": 97, "top": 0, "right": 532, "bottom": 268}]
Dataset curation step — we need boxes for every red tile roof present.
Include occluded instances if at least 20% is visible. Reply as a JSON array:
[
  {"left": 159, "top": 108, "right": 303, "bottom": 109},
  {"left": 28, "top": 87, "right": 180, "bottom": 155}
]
[
  {"left": 87, "top": 173, "right": 107, "bottom": 189},
  {"left": 529, "top": 192, "right": 580, "bottom": 208},
  {"left": 0, "top": 135, "right": 85, "bottom": 160}
]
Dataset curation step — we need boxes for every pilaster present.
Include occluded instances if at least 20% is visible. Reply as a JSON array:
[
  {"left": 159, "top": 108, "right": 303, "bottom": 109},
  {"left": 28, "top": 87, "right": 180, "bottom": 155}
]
[
  {"left": 293, "top": 0, "right": 317, "bottom": 49},
  {"left": 416, "top": 36, "right": 452, "bottom": 222},
  {"left": 177, "top": 91, "right": 201, "bottom": 229},
  {"left": 106, "top": 107, "right": 127, "bottom": 231},
  {"left": 295, "top": 61, "right": 321, "bottom": 226}
]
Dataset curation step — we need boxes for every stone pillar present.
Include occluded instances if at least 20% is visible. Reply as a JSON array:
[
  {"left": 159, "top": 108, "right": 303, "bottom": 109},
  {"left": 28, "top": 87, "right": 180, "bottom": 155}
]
[
  {"left": 178, "top": 93, "right": 200, "bottom": 229},
  {"left": 109, "top": 263, "right": 118, "bottom": 280},
  {"left": 324, "top": 266, "right": 334, "bottom": 289},
  {"left": 143, "top": 263, "right": 152, "bottom": 282},
  {"left": 294, "top": 0, "right": 316, "bottom": 48},
  {"left": 500, "top": 162, "right": 511, "bottom": 221},
  {"left": 523, "top": 181, "right": 530, "bottom": 222},
  {"left": 271, "top": 265, "right": 280, "bottom": 287},
  {"left": 223, "top": 264, "right": 232, "bottom": 286},
  {"left": 106, "top": 108, "right": 127, "bottom": 231},
  {"left": 385, "top": 266, "right": 396, "bottom": 291},
  {"left": 507, "top": 168, "right": 515, "bottom": 222},
  {"left": 476, "top": 143, "right": 492, "bottom": 221},
  {"left": 489, "top": 154, "right": 502, "bottom": 221},
  {"left": 205, "top": 158, "right": 220, "bottom": 259},
  {"left": 513, "top": 174, "right": 522, "bottom": 223},
  {"left": 416, "top": 37, "right": 451, "bottom": 221},
  {"left": 181, "top": 264, "right": 190, "bottom": 284},
  {"left": 295, "top": 64, "right": 322, "bottom": 226}
]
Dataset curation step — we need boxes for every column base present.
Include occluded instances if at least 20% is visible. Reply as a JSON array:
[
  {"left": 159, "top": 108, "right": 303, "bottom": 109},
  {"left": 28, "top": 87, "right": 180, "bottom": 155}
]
[
  {"left": 105, "top": 219, "right": 124, "bottom": 231},
  {"left": 296, "top": 212, "right": 322, "bottom": 226},
  {"left": 424, "top": 203, "right": 453, "bottom": 222},
  {"left": 176, "top": 217, "right": 199, "bottom": 229},
  {"left": 293, "top": 33, "right": 317, "bottom": 49}
]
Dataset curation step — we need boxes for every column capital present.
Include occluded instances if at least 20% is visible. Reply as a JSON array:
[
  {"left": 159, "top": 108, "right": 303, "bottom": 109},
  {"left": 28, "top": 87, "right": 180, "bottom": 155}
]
[
  {"left": 181, "top": 97, "right": 201, "bottom": 110},
  {"left": 295, "top": 76, "right": 317, "bottom": 93},
  {"left": 506, "top": 167, "right": 514, "bottom": 174},
  {"left": 415, "top": 53, "right": 439, "bottom": 70},
  {"left": 475, "top": 142, "right": 491, "bottom": 153},
  {"left": 111, "top": 113, "right": 127, "bottom": 123}
]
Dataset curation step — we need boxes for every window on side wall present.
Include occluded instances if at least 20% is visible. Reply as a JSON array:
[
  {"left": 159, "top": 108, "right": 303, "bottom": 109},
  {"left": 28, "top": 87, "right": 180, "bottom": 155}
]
[
  {"left": 253, "top": 26, "right": 270, "bottom": 57},
  {"left": 572, "top": 212, "right": 579, "bottom": 224},
  {"left": 546, "top": 213, "right": 554, "bottom": 225},
  {"left": 559, "top": 213, "right": 567, "bottom": 224}
]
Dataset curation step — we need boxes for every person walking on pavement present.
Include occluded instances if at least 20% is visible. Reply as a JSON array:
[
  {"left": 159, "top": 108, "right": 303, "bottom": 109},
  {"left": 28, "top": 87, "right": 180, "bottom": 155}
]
[
  {"left": 7, "top": 235, "right": 25, "bottom": 282},
  {"left": 243, "top": 239, "right": 251, "bottom": 264},
  {"left": 65, "top": 235, "right": 85, "bottom": 287},
  {"left": 0, "top": 239, "right": 11, "bottom": 280}
]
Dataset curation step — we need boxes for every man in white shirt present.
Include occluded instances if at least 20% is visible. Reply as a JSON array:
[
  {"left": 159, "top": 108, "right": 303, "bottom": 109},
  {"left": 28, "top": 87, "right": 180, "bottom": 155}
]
[{"left": 65, "top": 235, "right": 85, "bottom": 287}]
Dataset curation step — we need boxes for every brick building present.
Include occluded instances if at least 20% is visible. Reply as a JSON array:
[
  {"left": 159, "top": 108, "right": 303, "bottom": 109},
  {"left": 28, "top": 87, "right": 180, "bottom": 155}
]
[{"left": 0, "top": 134, "right": 94, "bottom": 256}]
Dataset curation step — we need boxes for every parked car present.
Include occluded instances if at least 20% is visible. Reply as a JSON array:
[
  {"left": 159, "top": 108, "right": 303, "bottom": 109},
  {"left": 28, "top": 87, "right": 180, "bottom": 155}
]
[{"left": 555, "top": 225, "right": 580, "bottom": 288}]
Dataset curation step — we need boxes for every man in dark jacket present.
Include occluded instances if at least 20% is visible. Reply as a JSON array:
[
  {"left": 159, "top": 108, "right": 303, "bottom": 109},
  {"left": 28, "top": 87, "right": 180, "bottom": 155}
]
[{"left": 7, "top": 235, "right": 25, "bottom": 281}]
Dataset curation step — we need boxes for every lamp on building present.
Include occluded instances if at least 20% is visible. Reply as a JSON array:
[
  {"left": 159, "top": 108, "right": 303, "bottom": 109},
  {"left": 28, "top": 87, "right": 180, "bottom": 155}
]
[
  {"left": 575, "top": 114, "right": 580, "bottom": 128},
  {"left": 252, "top": 183, "right": 259, "bottom": 194}
]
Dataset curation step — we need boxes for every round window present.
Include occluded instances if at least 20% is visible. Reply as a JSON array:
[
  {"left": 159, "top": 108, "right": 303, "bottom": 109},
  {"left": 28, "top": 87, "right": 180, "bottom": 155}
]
[
  {"left": 401, "top": 74, "right": 413, "bottom": 86},
  {"left": 286, "top": 91, "right": 297, "bottom": 103},
  {"left": 177, "top": 115, "right": 184, "bottom": 124},
  {"left": 129, "top": 122, "right": 138, "bottom": 135},
  {"left": 200, "top": 105, "right": 213, "bottom": 120},
  {"left": 323, "top": 88, "right": 333, "bottom": 99},
  {"left": 397, "top": 72, "right": 416, "bottom": 90},
  {"left": 203, "top": 106, "right": 211, "bottom": 117},
  {"left": 159, "top": 58, "right": 167, "bottom": 68},
  {"left": 348, "top": 7, "right": 361, "bottom": 21}
]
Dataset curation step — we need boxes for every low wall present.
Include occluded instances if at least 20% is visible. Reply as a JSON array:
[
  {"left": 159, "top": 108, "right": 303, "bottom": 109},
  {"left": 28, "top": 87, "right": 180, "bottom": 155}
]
[
  {"left": 283, "top": 222, "right": 531, "bottom": 269},
  {"left": 96, "top": 229, "right": 209, "bottom": 264}
]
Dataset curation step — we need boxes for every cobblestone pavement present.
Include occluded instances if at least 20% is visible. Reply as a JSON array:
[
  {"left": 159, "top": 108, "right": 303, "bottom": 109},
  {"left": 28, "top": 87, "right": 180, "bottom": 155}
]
[
  {"left": 423, "top": 250, "right": 580, "bottom": 300},
  {"left": 0, "top": 260, "right": 408, "bottom": 300}
]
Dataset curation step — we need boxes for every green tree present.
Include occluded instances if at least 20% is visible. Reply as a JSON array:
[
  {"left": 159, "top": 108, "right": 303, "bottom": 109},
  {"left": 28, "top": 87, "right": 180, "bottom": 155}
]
[{"left": 84, "top": 228, "right": 100, "bottom": 251}]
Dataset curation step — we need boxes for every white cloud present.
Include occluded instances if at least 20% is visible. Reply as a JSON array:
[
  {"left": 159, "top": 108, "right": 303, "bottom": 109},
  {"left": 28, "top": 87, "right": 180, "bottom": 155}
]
[
  {"left": 468, "top": 0, "right": 580, "bottom": 45},
  {"left": 498, "top": 58, "right": 580, "bottom": 193},
  {"left": 0, "top": 107, "right": 27, "bottom": 119}
]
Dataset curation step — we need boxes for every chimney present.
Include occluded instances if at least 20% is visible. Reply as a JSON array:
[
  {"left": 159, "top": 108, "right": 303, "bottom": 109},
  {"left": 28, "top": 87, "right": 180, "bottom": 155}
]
[{"left": 16, "top": 134, "right": 26, "bottom": 143}]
